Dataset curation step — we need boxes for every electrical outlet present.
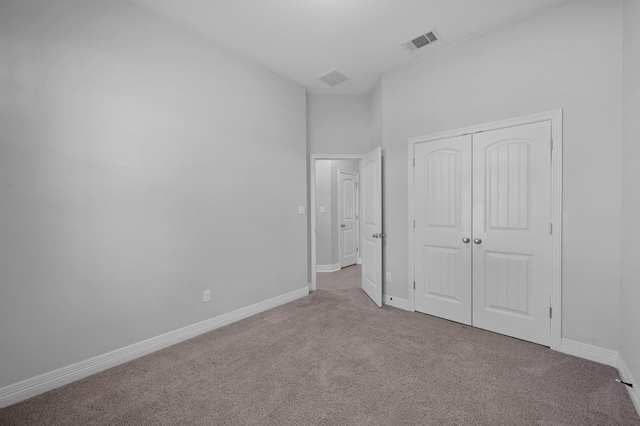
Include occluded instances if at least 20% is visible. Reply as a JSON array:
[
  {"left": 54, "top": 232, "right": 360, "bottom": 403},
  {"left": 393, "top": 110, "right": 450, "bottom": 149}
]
[
  {"left": 203, "top": 290, "right": 211, "bottom": 303},
  {"left": 386, "top": 272, "right": 392, "bottom": 282}
]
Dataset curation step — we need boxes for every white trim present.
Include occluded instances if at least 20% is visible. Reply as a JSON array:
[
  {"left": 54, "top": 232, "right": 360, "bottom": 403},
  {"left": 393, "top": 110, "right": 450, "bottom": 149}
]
[
  {"left": 0, "top": 286, "right": 309, "bottom": 409},
  {"left": 407, "top": 110, "right": 563, "bottom": 350},
  {"left": 407, "top": 110, "right": 563, "bottom": 145},
  {"left": 549, "top": 109, "right": 563, "bottom": 351},
  {"left": 557, "top": 340, "right": 640, "bottom": 417},
  {"left": 618, "top": 355, "right": 640, "bottom": 416},
  {"left": 383, "top": 294, "right": 412, "bottom": 311},
  {"left": 559, "top": 338, "right": 618, "bottom": 367},
  {"left": 310, "top": 154, "right": 364, "bottom": 291},
  {"left": 407, "top": 139, "right": 416, "bottom": 312},
  {"left": 316, "top": 263, "right": 341, "bottom": 273}
]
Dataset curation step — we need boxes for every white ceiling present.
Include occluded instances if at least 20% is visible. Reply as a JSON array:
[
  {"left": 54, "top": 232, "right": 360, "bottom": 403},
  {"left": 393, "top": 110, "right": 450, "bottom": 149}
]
[{"left": 131, "top": 0, "right": 562, "bottom": 95}]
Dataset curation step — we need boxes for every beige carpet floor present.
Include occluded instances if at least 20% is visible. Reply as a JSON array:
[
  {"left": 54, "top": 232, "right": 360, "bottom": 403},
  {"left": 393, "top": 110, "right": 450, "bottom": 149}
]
[
  {"left": 1, "top": 266, "right": 638, "bottom": 425},
  {"left": 316, "top": 264, "right": 362, "bottom": 291}
]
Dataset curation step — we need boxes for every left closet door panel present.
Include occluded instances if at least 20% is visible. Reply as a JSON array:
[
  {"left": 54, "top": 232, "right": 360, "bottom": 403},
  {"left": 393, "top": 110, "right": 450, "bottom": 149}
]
[{"left": 414, "top": 134, "right": 473, "bottom": 325}]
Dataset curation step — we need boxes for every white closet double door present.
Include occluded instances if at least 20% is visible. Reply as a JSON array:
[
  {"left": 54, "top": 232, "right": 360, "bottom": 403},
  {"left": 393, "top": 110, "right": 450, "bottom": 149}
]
[{"left": 414, "top": 121, "right": 552, "bottom": 346}]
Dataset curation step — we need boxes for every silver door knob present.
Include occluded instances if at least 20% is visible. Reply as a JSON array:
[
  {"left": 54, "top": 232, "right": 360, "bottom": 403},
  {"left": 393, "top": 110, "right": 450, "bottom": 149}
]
[
  {"left": 372, "top": 233, "right": 378, "bottom": 238},
  {"left": 462, "top": 237, "right": 470, "bottom": 244},
  {"left": 474, "top": 238, "right": 482, "bottom": 244},
  {"left": 341, "top": 224, "right": 346, "bottom": 227}
]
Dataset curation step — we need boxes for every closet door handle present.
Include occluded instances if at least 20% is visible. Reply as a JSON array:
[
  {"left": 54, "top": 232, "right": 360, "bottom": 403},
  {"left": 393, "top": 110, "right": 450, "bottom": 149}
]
[
  {"left": 462, "top": 237, "right": 470, "bottom": 244},
  {"left": 473, "top": 238, "right": 482, "bottom": 244}
]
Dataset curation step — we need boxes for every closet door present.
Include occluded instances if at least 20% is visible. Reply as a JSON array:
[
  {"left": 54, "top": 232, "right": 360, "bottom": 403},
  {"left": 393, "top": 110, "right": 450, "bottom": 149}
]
[
  {"left": 414, "top": 135, "right": 473, "bottom": 324},
  {"left": 472, "top": 121, "right": 552, "bottom": 346}
]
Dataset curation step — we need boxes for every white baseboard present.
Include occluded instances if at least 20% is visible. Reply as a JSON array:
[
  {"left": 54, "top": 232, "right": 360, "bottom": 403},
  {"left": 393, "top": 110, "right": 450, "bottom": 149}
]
[
  {"left": 357, "top": 257, "right": 362, "bottom": 265},
  {"left": 0, "top": 286, "right": 309, "bottom": 409},
  {"left": 559, "top": 338, "right": 618, "bottom": 367},
  {"left": 317, "top": 263, "right": 340, "bottom": 272},
  {"left": 618, "top": 355, "right": 640, "bottom": 416},
  {"left": 383, "top": 294, "right": 412, "bottom": 311}
]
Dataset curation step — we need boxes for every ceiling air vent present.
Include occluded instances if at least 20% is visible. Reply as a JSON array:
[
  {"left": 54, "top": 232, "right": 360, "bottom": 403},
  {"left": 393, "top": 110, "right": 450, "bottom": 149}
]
[
  {"left": 317, "top": 69, "right": 349, "bottom": 87},
  {"left": 402, "top": 30, "right": 439, "bottom": 53}
]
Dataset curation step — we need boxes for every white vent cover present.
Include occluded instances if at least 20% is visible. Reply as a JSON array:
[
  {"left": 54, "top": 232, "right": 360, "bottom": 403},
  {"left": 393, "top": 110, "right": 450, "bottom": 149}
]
[
  {"left": 402, "top": 30, "right": 439, "bottom": 53},
  {"left": 317, "top": 69, "right": 349, "bottom": 86}
]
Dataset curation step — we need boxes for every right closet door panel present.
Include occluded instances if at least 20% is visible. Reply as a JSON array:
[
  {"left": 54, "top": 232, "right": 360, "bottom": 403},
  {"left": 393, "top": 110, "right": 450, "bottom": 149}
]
[{"left": 472, "top": 121, "right": 551, "bottom": 346}]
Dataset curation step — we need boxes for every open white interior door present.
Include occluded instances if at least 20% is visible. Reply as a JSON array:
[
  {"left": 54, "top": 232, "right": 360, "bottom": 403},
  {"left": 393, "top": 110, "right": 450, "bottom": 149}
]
[{"left": 361, "top": 147, "right": 383, "bottom": 307}]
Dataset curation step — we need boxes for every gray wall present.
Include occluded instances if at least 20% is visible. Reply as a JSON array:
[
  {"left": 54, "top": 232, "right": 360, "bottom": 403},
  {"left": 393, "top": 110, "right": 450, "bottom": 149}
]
[
  {"left": 0, "top": 0, "right": 307, "bottom": 387},
  {"left": 307, "top": 94, "right": 375, "bottom": 155},
  {"left": 621, "top": 0, "right": 640, "bottom": 389},
  {"left": 370, "top": 80, "right": 384, "bottom": 150},
  {"left": 380, "top": 0, "right": 623, "bottom": 350}
]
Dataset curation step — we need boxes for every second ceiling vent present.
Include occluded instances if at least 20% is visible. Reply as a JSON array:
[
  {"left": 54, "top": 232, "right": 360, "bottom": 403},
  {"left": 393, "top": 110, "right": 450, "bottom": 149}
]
[
  {"left": 317, "top": 69, "right": 349, "bottom": 87},
  {"left": 402, "top": 30, "right": 439, "bottom": 53}
]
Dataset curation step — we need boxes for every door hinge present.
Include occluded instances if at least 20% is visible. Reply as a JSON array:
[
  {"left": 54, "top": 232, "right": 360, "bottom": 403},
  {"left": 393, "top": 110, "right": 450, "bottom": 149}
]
[
  {"left": 550, "top": 139, "right": 554, "bottom": 151},
  {"left": 356, "top": 247, "right": 359, "bottom": 252},
  {"left": 413, "top": 281, "right": 416, "bottom": 290},
  {"left": 549, "top": 307, "right": 553, "bottom": 318},
  {"left": 413, "top": 158, "right": 415, "bottom": 167},
  {"left": 549, "top": 223, "right": 553, "bottom": 235},
  {"left": 413, "top": 220, "right": 415, "bottom": 229}
]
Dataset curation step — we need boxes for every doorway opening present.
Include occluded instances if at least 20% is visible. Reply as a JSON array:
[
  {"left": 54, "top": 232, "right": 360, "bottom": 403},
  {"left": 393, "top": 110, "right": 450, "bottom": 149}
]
[
  {"left": 311, "top": 156, "right": 362, "bottom": 291},
  {"left": 310, "top": 149, "right": 383, "bottom": 306},
  {"left": 316, "top": 264, "right": 362, "bottom": 291}
]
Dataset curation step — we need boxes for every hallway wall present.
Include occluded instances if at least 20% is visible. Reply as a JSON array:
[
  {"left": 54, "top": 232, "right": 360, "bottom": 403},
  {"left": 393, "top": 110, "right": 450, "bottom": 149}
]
[{"left": 315, "top": 160, "right": 359, "bottom": 268}]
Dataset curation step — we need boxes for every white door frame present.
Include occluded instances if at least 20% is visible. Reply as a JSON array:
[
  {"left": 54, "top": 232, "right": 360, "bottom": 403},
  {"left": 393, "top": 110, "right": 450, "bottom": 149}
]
[
  {"left": 407, "top": 109, "right": 563, "bottom": 350},
  {"left": 337, "top": 169, "right": 359, "bottom": 268},
  {"left": 310, "top": 154, "right": 364, "bottom": 291}
]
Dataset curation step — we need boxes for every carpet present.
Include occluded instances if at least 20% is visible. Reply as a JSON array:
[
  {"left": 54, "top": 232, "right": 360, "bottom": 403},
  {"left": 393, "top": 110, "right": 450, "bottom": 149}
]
[{"left": 1, "top": 271, "right": 638, "bottom": 425}]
